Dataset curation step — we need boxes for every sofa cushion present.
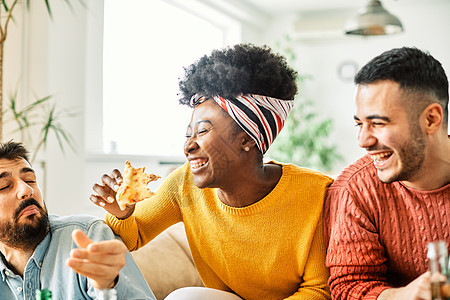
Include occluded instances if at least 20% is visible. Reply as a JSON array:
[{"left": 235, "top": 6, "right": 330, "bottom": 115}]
[{"left": 131, "top": 222, "right": 203, "bottom": 300}]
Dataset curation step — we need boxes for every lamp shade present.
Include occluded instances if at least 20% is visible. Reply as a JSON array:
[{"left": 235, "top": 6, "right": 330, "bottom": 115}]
[{"left": 345, "top": 0, "right": 404, "bottom": 36}]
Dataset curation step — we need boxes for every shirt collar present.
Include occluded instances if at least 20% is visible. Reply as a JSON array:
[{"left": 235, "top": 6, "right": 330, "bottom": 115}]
[
  {"left": 30, "top": 232, "right": 51, "bottom": 270},
  {"left": 0, "top": 252, "right": 8, "bottom": 281},
  {"left": 0, "top": 232, "right": 51, "bottom": 281}
]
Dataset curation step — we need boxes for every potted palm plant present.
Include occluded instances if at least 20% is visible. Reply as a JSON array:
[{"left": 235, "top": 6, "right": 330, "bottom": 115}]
[
  {"left": 267, "top": 35, "right": 343, "bottom": 172},
  {"left": 3, "top": 90, "right": 76, "bottom": 162},
  {"left": 0, "top": 0, "right": 78, "bottom": 160}
]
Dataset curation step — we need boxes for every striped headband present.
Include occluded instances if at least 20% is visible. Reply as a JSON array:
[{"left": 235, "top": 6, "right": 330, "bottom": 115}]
[{"left": 190, "top": 94, "right": 294, "bottom": 154}]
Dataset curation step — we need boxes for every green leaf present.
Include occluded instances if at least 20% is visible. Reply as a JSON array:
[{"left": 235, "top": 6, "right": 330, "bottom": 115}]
[
  {"left": 22, "top": 95, "right": 52, "bottom": 114},
  {"left": 44, "top": 0, "right": 53, "bottom": 18},
  {"left": 2, "top": 1, "right": 9, "bottom": 12}
]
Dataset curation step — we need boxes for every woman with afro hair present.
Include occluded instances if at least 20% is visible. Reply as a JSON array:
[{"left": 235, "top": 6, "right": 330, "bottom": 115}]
[{"left": 92, "top": 43, "right": 332, "bottom": 300}]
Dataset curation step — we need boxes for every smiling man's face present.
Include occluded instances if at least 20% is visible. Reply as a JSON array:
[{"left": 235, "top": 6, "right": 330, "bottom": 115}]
[
  {"left": 354, "top": 80, "right": 426, "bottom": 184},
  {"left": 0, "top": 158, "right": 49, "bottom": 251}
]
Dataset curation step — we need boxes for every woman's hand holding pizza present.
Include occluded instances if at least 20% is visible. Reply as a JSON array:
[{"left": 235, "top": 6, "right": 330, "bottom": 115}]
[
  {"left": 90, "top": 161, "right": 160, "bottom": 220},
  {"left": 90, "top": 168, "right": 135, "bottom": 219}
]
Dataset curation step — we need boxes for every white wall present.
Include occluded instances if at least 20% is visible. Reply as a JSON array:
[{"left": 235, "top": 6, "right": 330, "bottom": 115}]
[
  {"left": 4, "top": 0, "right": 450, "bottom": 216},
  {"left": 257, "top": 0, "right": 450, "bottom": 173},
  {"left": 4, "top": 1, "right": 87, "bottom": 215},
  {"left": 4, "top": 0, "right": 187, "bottom": 218}
]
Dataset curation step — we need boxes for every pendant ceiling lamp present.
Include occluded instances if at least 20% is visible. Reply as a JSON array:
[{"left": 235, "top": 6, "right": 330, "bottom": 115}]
[{"left": 345, "top": 0, "right": 404, "bottom": 36}]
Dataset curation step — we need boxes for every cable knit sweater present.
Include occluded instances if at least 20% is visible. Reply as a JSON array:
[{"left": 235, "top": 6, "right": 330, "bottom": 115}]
[
  {"left": 324, "top": 154, "right": 450, "bottom": 300},
  {"left": 106, "top": 161, "right": 333, "bottom": 300}
]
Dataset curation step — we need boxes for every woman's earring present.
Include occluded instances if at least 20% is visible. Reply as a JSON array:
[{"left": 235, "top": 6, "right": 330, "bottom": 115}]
[{"left": 244, "top": 146, "right": 250, "bottom": 152}]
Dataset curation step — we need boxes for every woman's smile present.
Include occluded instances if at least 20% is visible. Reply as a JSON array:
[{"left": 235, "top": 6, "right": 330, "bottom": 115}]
[{"left": 189, "top": 158, "right": 209, "bottom": 173}]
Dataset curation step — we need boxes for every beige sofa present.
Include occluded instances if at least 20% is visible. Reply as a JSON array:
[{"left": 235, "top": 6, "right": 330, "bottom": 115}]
[{"left": 131, "top": 222, "right": 204, "bottom": 300}]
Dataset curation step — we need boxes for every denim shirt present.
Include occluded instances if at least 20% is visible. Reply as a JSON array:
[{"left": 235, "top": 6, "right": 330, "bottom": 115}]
[{"left": 0, "top": 214, "right": 155, "bottom": 300}]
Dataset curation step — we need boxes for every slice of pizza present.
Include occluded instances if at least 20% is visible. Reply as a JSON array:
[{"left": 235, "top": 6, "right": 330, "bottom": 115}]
[{"left": 116, "top": 160, "right": 160, "bottom": 210}]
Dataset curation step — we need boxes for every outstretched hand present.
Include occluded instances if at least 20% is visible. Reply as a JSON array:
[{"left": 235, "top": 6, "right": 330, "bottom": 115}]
[
  {"left": 66, "top": 229, "right": 127, "bottom": 290},
  {"left": 90, "top": 169, "right": 136, "bottom": 219}
]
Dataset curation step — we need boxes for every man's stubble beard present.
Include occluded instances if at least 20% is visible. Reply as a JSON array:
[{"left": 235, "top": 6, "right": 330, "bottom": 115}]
[{"left": 381, "top": 118, "right": 426, "bottom": 184}]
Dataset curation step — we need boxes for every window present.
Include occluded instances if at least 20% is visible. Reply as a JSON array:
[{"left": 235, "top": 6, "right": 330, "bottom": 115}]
[{"left": 103, "top": 0, "right": 240, "bottom": 157}]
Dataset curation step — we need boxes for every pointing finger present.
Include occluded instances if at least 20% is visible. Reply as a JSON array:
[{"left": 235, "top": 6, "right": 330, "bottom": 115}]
[{"left": 72, "top": 229, "right": 93, "bottom": 249}]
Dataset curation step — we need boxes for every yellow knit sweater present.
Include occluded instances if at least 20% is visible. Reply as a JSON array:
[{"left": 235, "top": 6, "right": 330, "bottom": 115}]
[{"left": 106, "top": 162, "right": 333, "bottom": 300}]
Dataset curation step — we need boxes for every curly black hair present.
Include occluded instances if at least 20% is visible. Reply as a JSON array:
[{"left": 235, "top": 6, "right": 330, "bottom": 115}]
[{"left": 178, "top": 43, "right": 298, "bottom": 107}]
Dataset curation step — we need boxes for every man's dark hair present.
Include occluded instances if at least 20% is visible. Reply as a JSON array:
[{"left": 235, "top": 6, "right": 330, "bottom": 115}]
[
  {"left": 354, "top": 47, "right": 449, "bottom": 125},
  {"left": 178, "top": 43, "right": 298, "bottom": 106},
  {"left": 0, "top": 140, "right": 31, "bottom": 163}
]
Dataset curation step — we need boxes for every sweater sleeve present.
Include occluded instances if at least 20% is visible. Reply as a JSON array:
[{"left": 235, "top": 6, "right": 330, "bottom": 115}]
[
  {"left": 105, "top": 166, "right": 185, "bottom": 251},
  {"left": 286, "top": 216, "right": 331, "bottom": 300},
  {"left": 325, "top": 185, "right": 391, "bottom": 299}
]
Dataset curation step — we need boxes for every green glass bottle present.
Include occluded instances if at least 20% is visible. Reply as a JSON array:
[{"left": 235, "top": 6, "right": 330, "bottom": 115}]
[
  {"left": 428, "top": 241, "right": 450, "bottom": 300},
  {"left": 36, "top": 288, "right": 52, "bottom": 300}
]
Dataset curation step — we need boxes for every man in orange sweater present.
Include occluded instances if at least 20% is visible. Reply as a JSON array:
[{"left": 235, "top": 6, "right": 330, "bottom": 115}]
[{"left": 324, "top": 47, "right": 449, "bottom": 300}]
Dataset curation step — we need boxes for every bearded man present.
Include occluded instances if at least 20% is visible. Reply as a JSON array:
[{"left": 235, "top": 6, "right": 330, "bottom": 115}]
[
  {"left": 0, "top": 141, "right": 154, "bottom": 299},
  {"left": 324, "top": 47, "right": 450, "bottom": 300}
]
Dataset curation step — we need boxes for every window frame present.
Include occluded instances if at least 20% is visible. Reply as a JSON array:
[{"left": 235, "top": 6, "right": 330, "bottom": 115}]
[{"left": 85, "top": 0, "right": 241, "bottom": 159}]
